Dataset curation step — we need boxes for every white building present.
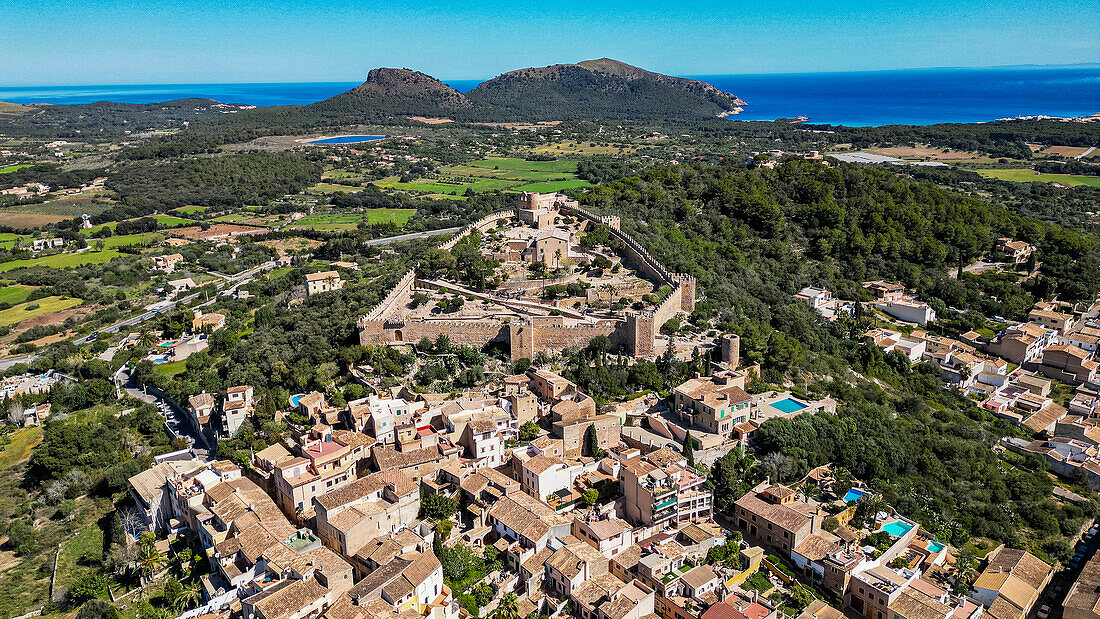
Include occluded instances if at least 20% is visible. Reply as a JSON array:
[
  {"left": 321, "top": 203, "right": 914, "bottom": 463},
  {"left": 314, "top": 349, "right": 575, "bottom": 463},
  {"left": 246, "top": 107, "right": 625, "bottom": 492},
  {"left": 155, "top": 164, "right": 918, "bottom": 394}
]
[{"left": 876, "top": 300, "right": 937, "bottom": 326}]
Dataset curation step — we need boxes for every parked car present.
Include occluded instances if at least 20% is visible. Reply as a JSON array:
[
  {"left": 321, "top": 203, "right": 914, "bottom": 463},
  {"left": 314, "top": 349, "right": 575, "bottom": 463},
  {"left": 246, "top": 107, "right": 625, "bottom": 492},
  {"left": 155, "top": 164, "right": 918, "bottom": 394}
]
[{"left": 1037, "top": 604, "right": 1051, "bottom": 619}]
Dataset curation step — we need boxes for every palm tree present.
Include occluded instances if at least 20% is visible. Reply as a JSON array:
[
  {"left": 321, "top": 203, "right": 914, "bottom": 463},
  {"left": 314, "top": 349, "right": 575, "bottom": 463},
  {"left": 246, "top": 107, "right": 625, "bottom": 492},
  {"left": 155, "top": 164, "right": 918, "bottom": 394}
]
[
  {"left": 175, "top": 580, "right": 202, "bottom": 611},
  {"left": 492, "top": 593, "right": 520, "bottom": 619},
  {"left": 137, "top": 326, "right": 157, "bottom": 348},
  {"left": 137, "top": 540, "right": 166, "bottom": 584}
]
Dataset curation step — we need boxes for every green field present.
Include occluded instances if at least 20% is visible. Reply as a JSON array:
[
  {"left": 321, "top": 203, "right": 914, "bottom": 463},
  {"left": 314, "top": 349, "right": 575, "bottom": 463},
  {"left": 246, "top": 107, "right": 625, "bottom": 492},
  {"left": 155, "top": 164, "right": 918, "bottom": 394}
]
[
  {"left": 0, "top": 164, "right": 33, "bottom": 174},
  {"left": 0, "top": 249, "right": 123, "bottom": 272},
  {"left": 173, "top": 205, "right": 208, "bottom": 215},
  {"left": 152, "top": 214, "right": 196, "bottom": 227},
  {"left": 977, "top": 169, "right": 1100, "bottom": 188},
  {"left": 291, "top": 209, "right": 416, "bottom": 231},
  {"left": 96, "top": 232, "right": 163, "bottom": 249},
  {"left": 0, "top": 285, "right": 36, "bottom": 306},
  {"left": 0, "top": 233, "right": 29, "bottom": 250},
  {"left": 511, "top": 179, "right": 593, "bottom": 192},
  {"left": 0, "top": 295, "right": 83, "bottom": 326},
  {"left": 438, "top": 165, "right": 573, "bottom": 182},
  {"left": 465, "top": 157, "right": 579, "bottom": 173},
  {"left": 211, "top": 213, "right": 253, "bottom": 223}
]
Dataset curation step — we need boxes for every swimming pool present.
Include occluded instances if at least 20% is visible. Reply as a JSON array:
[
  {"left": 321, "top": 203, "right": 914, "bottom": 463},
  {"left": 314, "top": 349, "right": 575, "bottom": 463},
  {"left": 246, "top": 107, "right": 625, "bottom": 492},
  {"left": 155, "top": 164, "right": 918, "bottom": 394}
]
[
  {"left": 157, "top": 341, "right": 174, "bottom": 347},
  {"left": 290, "top": 394, "right": 303, "bottom": 408},
  {"left": 927, "top": 541, "right": 945, "bottom": 553},
  {"left": 771, "top": 397, "right": 808, "bottom": 413},
  {"left": 307, "top": 135, "right": 385, "bottom": 144},
  {"left": 843, "top": 488, "right": 867, "bottom": 503},
  {"left": 881, "top": 520, "right": 915, "bottom": 538}
]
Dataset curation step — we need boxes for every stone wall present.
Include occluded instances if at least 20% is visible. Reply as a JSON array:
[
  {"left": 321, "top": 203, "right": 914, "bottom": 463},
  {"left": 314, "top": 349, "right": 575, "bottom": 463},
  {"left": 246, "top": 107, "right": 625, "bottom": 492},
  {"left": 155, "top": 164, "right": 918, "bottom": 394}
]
[{"left": 358, "top": 202, "right": 696, "bottom": 360}]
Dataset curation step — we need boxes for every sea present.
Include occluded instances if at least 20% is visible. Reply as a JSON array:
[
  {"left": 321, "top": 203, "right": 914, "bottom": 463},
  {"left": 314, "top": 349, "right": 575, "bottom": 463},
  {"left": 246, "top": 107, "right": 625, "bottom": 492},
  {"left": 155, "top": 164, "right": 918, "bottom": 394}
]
[{"left": 1, "top": 66, "right": 1097, "bottom": 127}]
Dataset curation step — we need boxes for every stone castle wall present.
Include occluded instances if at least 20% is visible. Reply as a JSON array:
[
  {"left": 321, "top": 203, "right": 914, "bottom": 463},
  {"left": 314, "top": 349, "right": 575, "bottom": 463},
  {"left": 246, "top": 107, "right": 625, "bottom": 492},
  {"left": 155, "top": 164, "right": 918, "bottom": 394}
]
[{"left": 358, "top": 199, "right": 696, "bottom": 359}]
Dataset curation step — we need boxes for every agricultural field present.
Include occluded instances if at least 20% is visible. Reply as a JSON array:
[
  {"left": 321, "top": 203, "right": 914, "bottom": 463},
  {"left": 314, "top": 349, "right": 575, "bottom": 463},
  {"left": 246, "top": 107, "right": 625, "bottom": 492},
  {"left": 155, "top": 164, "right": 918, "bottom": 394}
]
[
  {"left": 0, "top": 164, "right": 33, "bottom": 174},
  {"left": 289, "top": 209, "right": 416, "bottom": 231},
  {"left": 511, "top": 179, "right": 593, "bottom": 192},
  {"left": 0, "top": 232, "right": 30, "bottom": 249},
  {"left": 465, "top": 157, "right": 578, "bottom": 173},
  {"left": 308, "top": 182, "right": 362, "bottom": 194},
  {"left": 0, "top": 295, "right": 83, "bottom": 326},
  {"left": 151, "top": 214, "right": 196, "bottom": 227},
  {"left": 94, "top": 232, "right": 164, "bottom": 249},
  {"left": 371, "top": 157, "right": 586, "bottom": 196},
  {"left": 0, "top": 248, "right": 123, "bottom": 272},
  {"left": 530, "top": 141, "right": 637, "bottom": 156},
  {"left": 173, "top": 205, "right": 208, "bottom": 215},
  {"left": 977, "top": 168, "right": 1100, "bottom": 188},
  {"left": 0, "top": 284, "right": 36, "bottom": 306}
]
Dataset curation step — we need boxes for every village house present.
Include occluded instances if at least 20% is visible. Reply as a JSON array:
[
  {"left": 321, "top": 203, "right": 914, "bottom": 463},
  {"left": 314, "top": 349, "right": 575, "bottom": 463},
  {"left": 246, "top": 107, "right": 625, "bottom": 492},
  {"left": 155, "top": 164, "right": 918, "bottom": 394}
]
[
  {"left": 313, "top": 469, "right": 420, "bottom": 561},
  {"left": 517, "top": 453, "right": 573, "bottom": 503},
  {"left": 1037, "top": 344, "right": 1098, "bottom": 384},
  {"left": 863, "top": 328, "right": 927, "bottom": 363},
  {"left": 153, "top": 253, "right": 185, "bottom": 273},
  {"left": 573, "top": 513, "right": 633, "bottom": 558},
  {"left": 257, "top": 426, "right": 375, "bottom": 517},
  {"left": 875, "top": 299, "right": 937, "bottom": 326},
  {"left": 795, "top": 286, "right": 837, "bottom": 317},
  {"left": 732, "top": 482, "right": 822, "bottom": 556},
  {"left": 192, "top": 309, "right": 227, "bottom": 332},
  {"left": 306, "top": 271, "right": 345, "bottom": 295},
  {"left": 672, "top": 370, "right": 751, "bottom": 437},
  {"left": 544, "top": 540, "right": 610, "bottom": 598},
  {"left": 222, "top": 385, "right": 254, "bottom": 437},
  {"left": 1028, "top": 302, "right": 1075, "bottom": 334},
  {"left": 127, "top": 456, "right": 207, "bottom": 532},
  {"left": 863, "top": 281, "right": 906, "bottom": 303},
  {"left": 988, "top": 322, "right": 1058, "bottom": 364},
  {"left": 342, "top": 550, "right": 445, "bottom": 615},
  {"left": 970, "top": 548, "right": 1053, "bottom": 619},
  {"left": 188, "top": 392, "right": 217, "bottom": 433},
  {"left": 1065, "top": 552, "right": 1100, "bottom": 619},
  {"left": 994, "top": 237, "right": 1034, "bottom": 263}
]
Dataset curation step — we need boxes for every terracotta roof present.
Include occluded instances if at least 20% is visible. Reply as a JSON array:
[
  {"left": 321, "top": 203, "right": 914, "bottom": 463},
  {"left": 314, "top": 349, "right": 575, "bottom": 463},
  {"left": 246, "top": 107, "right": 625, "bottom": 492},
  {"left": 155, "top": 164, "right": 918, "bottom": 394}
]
[
  {"left": 680, "top": 564, "right": 717, "bottom": 589},
  {"left": 524, "top": 454, "right": 566, "bottom": 475},
  {"left": 888, "top": 588, "right": 953, "bottom": 619},
  {"left": 373, "top": 446, "right": 441, "bottom": 471},
  {"left": 734, "top": 491, "right": 812, "bottom": 533},
  {"left": 793, "top": 534, "right": 840, "bottom": 562},
  {"left": 315, "top": 469, "right": 417, "bottom": 511},
  {"left": 985, "top": 547, "right": 1052, "bottom": 591},
  {"left": 1065, "top": 554, "right": 1100, "bottom": 617},
  {"left": 306, "top": 270, "right": 341, "bottom": 282},
  {"left": 702, "top": 603, "right": 750, "bottom": 619},
  {"left": 546, "top": 542, "right": 607, "bottom": 580},
  {"left": 189, "top": 393, "right": 216, "bottom": 409},
  {"left": 247, "top": 578, "right": 327, "bottom": 619},
  {"left": 487, "top": 493, "right": 566, "bottom": 542}
]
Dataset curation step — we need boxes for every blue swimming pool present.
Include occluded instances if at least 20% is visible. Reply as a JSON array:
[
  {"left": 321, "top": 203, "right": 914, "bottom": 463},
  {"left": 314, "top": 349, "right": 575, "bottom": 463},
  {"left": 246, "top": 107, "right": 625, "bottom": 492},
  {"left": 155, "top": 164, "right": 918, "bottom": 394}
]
[
  {"left": 771, "top": 397, "right": 808, "bottom": 413},
  {"left": 927, "top": 541, "right": 945, "bottom": 553},
  {"left": 307, "top": 135, "right": 385, "bottom": 144},
  {"left": 843, "top": 488, "right": 867, "bottom": 503},
  {"left": 290, "top": 394, "right": 303, "bottom": 407},
  {"left": 881, "top": 520, "right": 915, "bottom": 538}
]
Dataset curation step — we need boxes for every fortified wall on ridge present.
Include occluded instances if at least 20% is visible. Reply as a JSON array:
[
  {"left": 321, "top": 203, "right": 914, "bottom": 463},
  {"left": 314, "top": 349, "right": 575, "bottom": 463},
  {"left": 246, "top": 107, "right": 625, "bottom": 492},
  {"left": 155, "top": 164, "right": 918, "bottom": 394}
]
[{"left": 357, "top": 192, "right": 695, "bottom": 360}]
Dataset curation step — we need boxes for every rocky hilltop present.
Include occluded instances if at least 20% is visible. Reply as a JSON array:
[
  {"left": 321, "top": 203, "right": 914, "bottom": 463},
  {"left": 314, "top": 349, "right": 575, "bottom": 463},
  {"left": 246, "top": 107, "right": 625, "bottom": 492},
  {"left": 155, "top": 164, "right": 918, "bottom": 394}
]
[{"left": 464, "top": 58, "right": 745, "bottom": 121}]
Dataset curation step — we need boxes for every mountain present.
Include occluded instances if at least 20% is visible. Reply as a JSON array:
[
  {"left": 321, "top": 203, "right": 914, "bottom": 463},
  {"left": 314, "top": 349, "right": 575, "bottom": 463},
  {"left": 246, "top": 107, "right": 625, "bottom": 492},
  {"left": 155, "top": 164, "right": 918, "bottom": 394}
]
[
  {"left": 308, "top": 68, "right": 471, "bottom": 119},
  {"left": 465, "top": 58, "right": 745, "bottom": 121}
]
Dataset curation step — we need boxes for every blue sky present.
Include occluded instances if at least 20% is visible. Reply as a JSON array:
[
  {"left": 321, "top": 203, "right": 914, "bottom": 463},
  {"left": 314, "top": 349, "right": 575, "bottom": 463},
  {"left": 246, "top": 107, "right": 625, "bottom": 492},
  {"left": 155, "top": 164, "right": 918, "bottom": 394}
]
[{"left": 1, "top": 0, "right": 1097, "bottom": 84}]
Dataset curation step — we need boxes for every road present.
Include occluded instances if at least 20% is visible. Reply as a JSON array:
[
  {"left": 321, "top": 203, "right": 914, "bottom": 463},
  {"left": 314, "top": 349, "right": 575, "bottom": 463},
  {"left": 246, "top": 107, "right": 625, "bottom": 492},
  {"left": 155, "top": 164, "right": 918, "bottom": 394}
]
[
  {"left": 363, "top": 227, "right": 461, "bottom": 246},
  {"left": 117, "top": 365, "right": 212, "bottom": 459}
]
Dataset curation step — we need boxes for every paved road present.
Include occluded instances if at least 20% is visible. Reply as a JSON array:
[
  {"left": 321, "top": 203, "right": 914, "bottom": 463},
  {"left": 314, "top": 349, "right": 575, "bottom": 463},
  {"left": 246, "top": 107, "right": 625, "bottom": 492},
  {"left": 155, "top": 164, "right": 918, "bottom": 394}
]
[
  {"left": 363, "top": 227, "right": 461, "bottom": 246},
  {"left": 117, "top": 365, "right": 212, "bottom": 459},
  {"left": 0, "top": 353, "right": 39, "bottom": 371}
]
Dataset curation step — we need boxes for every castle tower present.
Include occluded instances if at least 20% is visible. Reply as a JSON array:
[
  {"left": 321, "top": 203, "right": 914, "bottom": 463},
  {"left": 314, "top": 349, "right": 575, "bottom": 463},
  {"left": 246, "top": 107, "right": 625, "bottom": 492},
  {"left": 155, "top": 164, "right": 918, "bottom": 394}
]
[{"left": 721, "top": 334, "right": 740, "bottom": 368}]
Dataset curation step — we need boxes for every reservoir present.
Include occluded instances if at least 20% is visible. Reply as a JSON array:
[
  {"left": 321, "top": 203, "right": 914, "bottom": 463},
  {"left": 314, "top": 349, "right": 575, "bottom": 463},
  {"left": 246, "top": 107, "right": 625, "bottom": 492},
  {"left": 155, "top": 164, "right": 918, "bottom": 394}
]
[{"left": 307, "top": 135, "right": 385, "bottom": 144}]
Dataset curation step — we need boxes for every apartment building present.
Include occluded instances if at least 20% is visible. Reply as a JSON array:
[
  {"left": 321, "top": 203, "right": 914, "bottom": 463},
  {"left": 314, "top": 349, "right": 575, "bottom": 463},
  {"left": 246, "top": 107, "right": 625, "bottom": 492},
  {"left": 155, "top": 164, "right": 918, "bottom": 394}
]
[
  {"left": 621, "top": 448, "right": 712, "bottom": 527},
  {"left": 259, "top": 426, "right": 374, "bottom": 517},
  {"left": 989, "top": 323, "right": 1059, "bottom": 364},
  {"left": 970, "top": 548, "right": 1053, "bottom": 619}
]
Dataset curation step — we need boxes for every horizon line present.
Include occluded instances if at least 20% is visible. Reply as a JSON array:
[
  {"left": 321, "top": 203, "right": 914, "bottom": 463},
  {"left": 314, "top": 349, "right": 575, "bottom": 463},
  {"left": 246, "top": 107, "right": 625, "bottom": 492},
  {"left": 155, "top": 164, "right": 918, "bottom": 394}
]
[{"left": 4, "top": 61, "right": 1098, "bottom": 89}]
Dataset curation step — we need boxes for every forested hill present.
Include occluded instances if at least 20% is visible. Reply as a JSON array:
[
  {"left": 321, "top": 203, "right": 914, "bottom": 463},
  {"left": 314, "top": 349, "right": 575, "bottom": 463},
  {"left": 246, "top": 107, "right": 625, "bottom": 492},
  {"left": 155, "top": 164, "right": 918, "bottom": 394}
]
[
  {"left": 581, "top": 159, "right": 1100, "bottom": 318},
  {"left": 463, "top": 59, "right": 745, "bottom": 121},
  {"left": 0, "top": 98, "right": 254, "bottom": 138}
]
